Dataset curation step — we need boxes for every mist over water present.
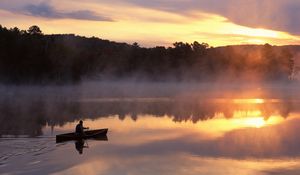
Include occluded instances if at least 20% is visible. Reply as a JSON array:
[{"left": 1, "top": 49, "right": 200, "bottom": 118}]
[
  {"left": 1, "top": 80, "right": 300, "bottom": 135},
  {"left": 1, "top": 80, "right": 300, "bottom": 175}
]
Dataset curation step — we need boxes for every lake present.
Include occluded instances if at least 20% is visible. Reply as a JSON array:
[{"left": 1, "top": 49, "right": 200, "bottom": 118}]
[{"left": 1, "top": 82, "right": 300, "bottom": 175}]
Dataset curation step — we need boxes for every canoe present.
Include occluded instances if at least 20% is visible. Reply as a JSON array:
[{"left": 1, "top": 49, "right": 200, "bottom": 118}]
[{"left": 56, "top": 128, "right": 108, "bottom": 143}]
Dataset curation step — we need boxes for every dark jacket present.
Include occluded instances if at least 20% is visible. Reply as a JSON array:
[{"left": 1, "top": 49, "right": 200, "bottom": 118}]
[{"left": 75, "top": 123, "right": 84, "bottom": 134}]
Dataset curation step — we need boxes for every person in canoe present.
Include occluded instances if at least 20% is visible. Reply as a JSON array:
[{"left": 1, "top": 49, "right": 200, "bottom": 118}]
[{"left": 75, "top": 120, "right": 89, "bottom": 136}]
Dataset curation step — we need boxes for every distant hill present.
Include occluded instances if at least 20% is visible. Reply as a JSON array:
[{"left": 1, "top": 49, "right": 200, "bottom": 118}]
[{"left": 0, "top": 24, "right": 299, "bottom": 84}]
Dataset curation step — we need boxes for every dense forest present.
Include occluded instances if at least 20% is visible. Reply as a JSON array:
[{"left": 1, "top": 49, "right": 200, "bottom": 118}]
[{"left": 0, "top": 25, "right": 299, "bottom": 84}]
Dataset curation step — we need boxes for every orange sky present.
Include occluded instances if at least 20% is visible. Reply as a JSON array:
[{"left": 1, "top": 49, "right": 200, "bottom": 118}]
[{"left": 1, "top": 0, "right": 300, "bottom": 47}]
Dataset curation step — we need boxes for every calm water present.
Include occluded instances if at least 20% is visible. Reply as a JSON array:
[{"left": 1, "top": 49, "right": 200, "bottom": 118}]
[{"left": 1, "top": 83, "right": 300, "bottom": 175}]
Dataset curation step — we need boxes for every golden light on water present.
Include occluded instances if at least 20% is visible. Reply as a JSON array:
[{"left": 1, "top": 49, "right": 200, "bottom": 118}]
[
  {"left": 233, "top": 98, "right": 265, "bottom": 104},
  {"left": 231, "top": 110, "right": 267, "bottom": 128},
  {"left": 217, "top": 108, "right": 284, "bottom": 130},
  {"left": 41, "top": 95, "right": 300, "bottom": 175},
  {"left": 46, "top": 95, "right": 290, "bottom": 144},
  {"left": 232, "top": 110, "right": 262, "bottom": 117},
  {"left": 54, "top": 110, "right": 285, "bottom": 143},
  {"left": 233, "top": 117, "right": 266, "bottom": 128}
]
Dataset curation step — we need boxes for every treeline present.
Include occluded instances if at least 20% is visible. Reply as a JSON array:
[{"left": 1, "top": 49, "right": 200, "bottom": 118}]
[{"left": 0, "top": 25, "right": 298, "bottom": 84}]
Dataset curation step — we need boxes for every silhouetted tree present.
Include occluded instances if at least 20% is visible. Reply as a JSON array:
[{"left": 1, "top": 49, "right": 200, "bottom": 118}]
[{"left": 28, "top": 25, "right": 42, "bottom": 35}]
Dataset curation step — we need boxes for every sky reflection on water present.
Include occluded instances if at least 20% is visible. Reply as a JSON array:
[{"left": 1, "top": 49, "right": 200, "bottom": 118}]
[{"left": 1, "top": 93, "right": 300, "bottom": 174}]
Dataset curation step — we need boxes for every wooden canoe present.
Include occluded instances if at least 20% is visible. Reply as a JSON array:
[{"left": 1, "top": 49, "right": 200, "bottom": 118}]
[{"left": 56, "top": 128, "right": 108, "bottom": 143}]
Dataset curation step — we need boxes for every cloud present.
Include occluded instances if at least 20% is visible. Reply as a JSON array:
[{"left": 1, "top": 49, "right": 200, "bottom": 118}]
[
  {"left": 2, "top": 2, "right": 113, "bottom": 21},
  {"left": 1, "top": 0, "right": 299, "bottom": 34},
  {"left": 24, "top": 3, "right": 113, "bottom": 21},
  {"left": 114, "top": 0, "right": 300, "bottom": 35},
  {"left": 209, "top": 0, "right": 300, "bottom": 35}
]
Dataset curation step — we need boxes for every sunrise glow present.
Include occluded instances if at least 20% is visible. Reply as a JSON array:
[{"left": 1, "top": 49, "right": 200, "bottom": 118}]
[{"left": 1, "top": 1, "right": 300, "bottom": 47}]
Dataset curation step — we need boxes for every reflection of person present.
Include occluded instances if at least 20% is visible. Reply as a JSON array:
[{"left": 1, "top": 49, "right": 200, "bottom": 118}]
[
  {"left": 75, "top": 120, "right": 89, "bottom": 135},
  {"left": 75, "top": 139, "right": 85, "bottom": 154}
]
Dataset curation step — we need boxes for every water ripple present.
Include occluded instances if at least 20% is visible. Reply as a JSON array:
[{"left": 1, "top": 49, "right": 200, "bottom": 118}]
[{"left": 0, "top": 137, "right": 56, "bottom": 167}]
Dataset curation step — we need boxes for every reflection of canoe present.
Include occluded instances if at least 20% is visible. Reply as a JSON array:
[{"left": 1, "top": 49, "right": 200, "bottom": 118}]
[{"left": 56, "top": 128, "right": 108, "bottom": 143}]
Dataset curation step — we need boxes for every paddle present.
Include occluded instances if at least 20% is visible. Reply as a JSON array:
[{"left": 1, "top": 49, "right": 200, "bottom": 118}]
[
  {"left": 85, "top": 139, "right": 89, "bottom": 148},
  {"left": 84, "top": 127, "right": 90, "bottom": 148}
]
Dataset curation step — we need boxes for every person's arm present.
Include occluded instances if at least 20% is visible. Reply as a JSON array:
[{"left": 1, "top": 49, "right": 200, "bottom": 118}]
[{"left": 83, "top": 126, "right": 89, "bottom": 130}]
